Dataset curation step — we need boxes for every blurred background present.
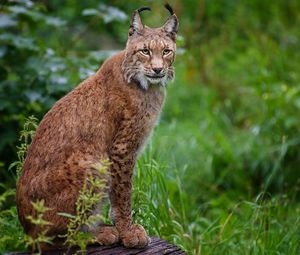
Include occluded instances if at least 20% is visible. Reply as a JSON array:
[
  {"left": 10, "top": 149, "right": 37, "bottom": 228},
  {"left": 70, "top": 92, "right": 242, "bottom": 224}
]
[{"left": 1, "top": 0, "right": 300, "bottom": 254}]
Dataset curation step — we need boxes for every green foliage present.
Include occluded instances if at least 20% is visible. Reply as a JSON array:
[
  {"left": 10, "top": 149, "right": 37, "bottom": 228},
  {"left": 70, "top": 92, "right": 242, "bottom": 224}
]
[
  {"left": 0, "top": 115, "right": 39, "bottom": 253},
  {"left": 0, "top": 184, "right": 15, "bottom": 209},
  {"left": 134, "top": 148, "right": 300, "bottom": 254},
  {"left": 9, "top": 115, "right": 38, "bottom": 180},
  {"left": 0, "top": 207, "right": 26, "bottom": 252},
  {"left": 24, "top": 200, "right": 54, "bottom": 254},
  {"left": 0, "top": 187, "right": 26, "bottom": 252},
  {"left": 58, "top": 160, "right": 110, "bottom": 252}
]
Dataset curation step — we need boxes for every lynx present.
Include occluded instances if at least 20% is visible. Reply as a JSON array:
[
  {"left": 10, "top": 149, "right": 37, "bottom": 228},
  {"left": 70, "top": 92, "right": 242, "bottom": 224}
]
[{"left": 16, "top": 4, "right": 178, "bottom": 249}]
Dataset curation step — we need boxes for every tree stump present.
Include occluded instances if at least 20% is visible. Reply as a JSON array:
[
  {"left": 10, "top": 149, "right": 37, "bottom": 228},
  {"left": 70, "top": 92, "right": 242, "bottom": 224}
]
[{"left": 7, "top": 237, "right": 186, "bottom": 255}]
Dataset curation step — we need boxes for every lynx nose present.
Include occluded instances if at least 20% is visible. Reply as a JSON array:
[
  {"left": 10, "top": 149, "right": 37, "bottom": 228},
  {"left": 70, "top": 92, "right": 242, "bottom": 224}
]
[{"left": 153, "top": 68, "right": 163, "bottom": 74}]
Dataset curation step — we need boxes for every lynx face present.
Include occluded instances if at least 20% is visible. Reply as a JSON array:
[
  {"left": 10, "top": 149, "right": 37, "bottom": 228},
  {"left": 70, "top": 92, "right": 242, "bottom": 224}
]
[{"left": 123, "top": 7, "right": 179, "bottom": 90}]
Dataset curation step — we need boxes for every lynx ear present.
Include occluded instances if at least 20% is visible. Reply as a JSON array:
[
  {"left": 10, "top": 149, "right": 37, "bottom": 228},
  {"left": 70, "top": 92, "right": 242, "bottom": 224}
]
[
  {"left": 129, "top": 7, "right": 151, "bottom": 36},
  {"left": 162, "top": 4, "right": 178, "bottom": 40}
]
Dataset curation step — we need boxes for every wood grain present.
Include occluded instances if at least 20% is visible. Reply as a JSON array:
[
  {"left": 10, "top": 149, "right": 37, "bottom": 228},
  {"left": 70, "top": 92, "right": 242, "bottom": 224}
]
[{"left": 7, "top": 237, "right": 186, "bottom": 255}]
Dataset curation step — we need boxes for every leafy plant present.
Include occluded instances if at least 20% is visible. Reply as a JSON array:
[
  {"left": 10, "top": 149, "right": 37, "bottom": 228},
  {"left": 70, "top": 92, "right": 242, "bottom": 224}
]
[
  {"left": 0, "top": 115, "right": 39, "bottom": 253},
  {"left": 0, "top": 188, "right": 25, "bottom": 252},
  {"left": 8, "top": 115, "right": 38, "bottom": 180},
  {"left": 24, "top": 200, "right": 54, "bottom": 254},
  {"left": 58, "top": 159, "right": 110, "bottom": 253}
]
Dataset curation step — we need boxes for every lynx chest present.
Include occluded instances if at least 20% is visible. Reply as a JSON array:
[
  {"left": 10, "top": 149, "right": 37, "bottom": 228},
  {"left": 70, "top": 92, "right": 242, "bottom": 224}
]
[
  {"left": 138, "top": 86, "right": 165, "bottom": 128},
  {"left": 122, "top": 86, "right": 165, "bottom": 150}
]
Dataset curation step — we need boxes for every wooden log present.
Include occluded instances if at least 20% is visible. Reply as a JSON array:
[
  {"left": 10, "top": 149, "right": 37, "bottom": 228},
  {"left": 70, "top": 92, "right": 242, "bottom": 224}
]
[{"left": 7, "top": 237, "right": 186, "bottom": 255}]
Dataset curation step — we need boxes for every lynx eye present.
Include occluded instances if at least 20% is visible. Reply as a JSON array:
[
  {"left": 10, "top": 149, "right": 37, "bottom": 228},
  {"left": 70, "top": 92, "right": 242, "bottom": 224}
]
[
  {"left": 163, "top": 49, "right": 171, "bottom": 56},
  {"left": 140, "top": 49, "right": 150, "bottom": 56}
]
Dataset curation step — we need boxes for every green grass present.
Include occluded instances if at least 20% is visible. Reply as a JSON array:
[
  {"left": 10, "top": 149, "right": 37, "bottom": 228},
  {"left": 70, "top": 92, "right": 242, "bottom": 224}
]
[
  {"left": 134, "top": 148, "right": 300, "bottom": 254},
  {"left": 0, "top": 191, "right": 26, "bottom": 252}
]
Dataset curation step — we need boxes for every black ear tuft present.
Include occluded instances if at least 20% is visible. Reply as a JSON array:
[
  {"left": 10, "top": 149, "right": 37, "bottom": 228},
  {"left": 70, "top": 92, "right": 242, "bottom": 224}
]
[
  {"left": 138, "top": 7, "right": 151, "bottom": 13},
  {"left": 162, "top": 4, "right": 179, "bottom": 40},
  {"left": 129, "top": 7, "right": 151, "bottom": 36},
  {"left": 164, "top": 3, "right": 174, "bottom": 15}
]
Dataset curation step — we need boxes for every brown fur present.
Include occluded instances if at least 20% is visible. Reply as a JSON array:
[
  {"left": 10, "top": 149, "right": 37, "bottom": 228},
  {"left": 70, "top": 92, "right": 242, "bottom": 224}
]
[{"left": 16, "top": 5, "right": 178, "bottom": 250}]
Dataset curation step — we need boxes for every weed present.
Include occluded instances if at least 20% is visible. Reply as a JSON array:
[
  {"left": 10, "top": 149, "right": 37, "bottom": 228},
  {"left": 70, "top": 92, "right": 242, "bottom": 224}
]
[
  {"left": 0, "top": 189, "right": 25, "bottom": 252},
  {"left": 9, "top": 116, "right": 38, "bottom": 180},
  {"left": 0, "top": 116, "right": 39, "bottom": 253},
  {"left": 58, "top": 159, "right": 110, "bottom": 253},
  {"left": 24, "top": 200, "right": 54, "bottom": 254}
]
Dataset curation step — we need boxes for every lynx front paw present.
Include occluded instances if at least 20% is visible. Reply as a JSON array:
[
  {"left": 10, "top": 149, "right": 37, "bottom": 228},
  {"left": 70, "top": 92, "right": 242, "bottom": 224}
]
[
  {"left": 121, "top": 224, "right": 150, "bottom": 248},
  {"left": 96, "top": 225, "right": 120, "bottom": 246}
]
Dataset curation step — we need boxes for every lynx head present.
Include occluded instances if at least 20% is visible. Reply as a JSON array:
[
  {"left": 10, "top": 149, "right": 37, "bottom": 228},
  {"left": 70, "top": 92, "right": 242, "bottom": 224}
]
[{"left": 122, "top": 4, "right": 179, "bottom": 90}]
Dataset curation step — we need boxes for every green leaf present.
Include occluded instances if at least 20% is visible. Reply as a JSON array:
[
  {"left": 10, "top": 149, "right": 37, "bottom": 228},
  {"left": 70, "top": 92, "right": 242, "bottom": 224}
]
[
  {"left": 82, "top": 8, "right": 99, "bottom": 16},
  {"left": 0, "top": 33, "right": 37, "bottom": 51},
  {"left": 0, "top": 15, "right": 17, "bottom": 28},
  {"left": 44, "top": 17, "right": 66, "bottom": 27},
  {"left": 98, "top": 4, "right": 127, "bottom": 23},
  {"left": 57, "top": 212, "right": 77, "bottom": 219}
]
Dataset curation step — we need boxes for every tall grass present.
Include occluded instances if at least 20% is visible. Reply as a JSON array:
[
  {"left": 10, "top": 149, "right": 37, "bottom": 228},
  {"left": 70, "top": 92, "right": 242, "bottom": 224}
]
[{"left": 133, "top": 145, "right": 300, "bottom": 254}]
